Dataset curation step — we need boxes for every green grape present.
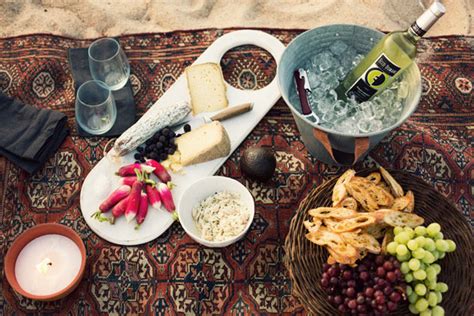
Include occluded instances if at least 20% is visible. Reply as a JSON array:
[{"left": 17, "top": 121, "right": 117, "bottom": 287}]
[
  {"left": 426, "top": 266, "right": 437, "bottom": 281},
  {"left": 409, "top": 258, "right": 421, "bottom": 271},
  {"left": 415, "top": 283, "right": 427, "bottom": 296},
  {"left": 395, "top": 232, "right": 410, "bottom": 244},
  {"left": 407, "top": 285, "right": 413, "bottom": 296},
  {"left": 438, "top": 252, "right": 446, "bottom": 259},
  {"left": 432, "top": 250, "right": 440, "bottom": 261},
  {"left": 409, "top": 304, "right": 420, "bottom": 314},
  {"left": 401, "top": 262, "right": 411, "bottom": 274},
  {"left": 435, "top": 292, "right": 442, "bottom": 304},
  {"left": 446, "top": 239, "right": 456, "bottom": 252},
  {"left": 422, "top": 252, "right": 435, "bottom": 264},
  {"left": 426, "top": 223, "right": 441, "bottom": 237},
  {"left": 397, "top": 244, "right": 409, "bottom": 256},
  {"left": 405, "top": 272, "right": 414, "bottom": 283},
  {"left": 424, "top": 238, "right": 436, "bottom": 251},
  {"left": 415, "top": 226, "right": 427, "bottom": 236},
  {"left": 394, "top": 226, "right": 404, "bottom": 235},
  {"left": 405, "top": 227, "right": 415, "bottom": 238},
  {"left": 408, "top": 291, "right": 419, "bottom": 303},
  {"left": 414, "top": 269, "right": 427, "bottom": 280},
  {"left": 408, "top": 239, "right": 419, "bottom": 250},
  {"left": 413, "top": 248, "right": 426, "bottom": 259},
  {"left": 420, "top": 310, "right": 432, "bottom": 316},
  {"left": 432, "top": 306, "right": 445, "bottom": 316},
  {"left": 387, "top": 241, "right": 399, "bottom": 254},
  {"left": 436, "top": 282, "right": 448, "bottom": 293},
  {"left": 427, "top": 291, "right": 438, "bottom": 307},
  {"left": 435, "top": 240, "right": 448, "bottom": 252},
  {"left": 426, "top": 279, "right": 437, "bottom": 290},
  {"left": 434, "top": 232, "right": 444, "bottom": 240},
  {"left": 397, "top": 253, "right": 411, "bottom": 262},
  {"left": 415, "top": 236, "right": 426, "bottom": 247},
  {"left": 415, "top": 298, "right": 429, "bottom": 312},
  {"left": 432, "top": 264, "right": 441, "bottom": 274},
  {"left": 420, "top": 262, "right": 427, "bottom": 270}
]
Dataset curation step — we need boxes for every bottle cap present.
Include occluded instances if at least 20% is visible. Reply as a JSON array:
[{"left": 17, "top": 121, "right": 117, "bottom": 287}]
[{"left": 412, "top": 1, "right": 446, "bottom": 36}]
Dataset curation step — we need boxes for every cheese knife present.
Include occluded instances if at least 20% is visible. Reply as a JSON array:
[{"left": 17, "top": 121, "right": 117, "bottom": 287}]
[{"left": 172, "top": 102, "right": 254, "bottom": 132}]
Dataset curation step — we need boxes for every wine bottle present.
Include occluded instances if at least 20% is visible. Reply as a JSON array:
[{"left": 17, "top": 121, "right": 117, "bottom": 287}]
[{"left": 335, "top": 1, "right": 445, "bottom": 103}]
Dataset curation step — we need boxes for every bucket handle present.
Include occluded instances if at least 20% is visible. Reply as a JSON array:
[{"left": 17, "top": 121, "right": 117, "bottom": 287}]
[{"left": 312, "top": 129, "right": 370, "bottom": 165}]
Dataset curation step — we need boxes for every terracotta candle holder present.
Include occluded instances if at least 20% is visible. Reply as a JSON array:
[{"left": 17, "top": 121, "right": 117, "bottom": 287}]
[{"left": 4, "top": 223, "right": 86, "bottom": 301}]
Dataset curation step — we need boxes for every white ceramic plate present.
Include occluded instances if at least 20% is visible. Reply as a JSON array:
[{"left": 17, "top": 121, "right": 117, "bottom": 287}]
[{"left": 80, "top": 30, "right": 285, "bottom": 245}]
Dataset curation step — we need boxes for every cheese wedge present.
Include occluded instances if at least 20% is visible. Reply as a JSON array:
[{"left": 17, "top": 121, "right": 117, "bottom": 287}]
[
  {"left": 174, "top": 121, "right": 231, "bottom": 166},
  {"left": 185, "top": 63, "right": 228, "bottom": 114}
]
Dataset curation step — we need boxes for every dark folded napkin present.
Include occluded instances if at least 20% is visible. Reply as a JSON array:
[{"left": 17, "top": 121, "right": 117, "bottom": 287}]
[
  {"left": 0, "top": 92, "right": 69, "bottom": 174},
  {"left": 68, "top": 47, "right": 136, "bottom": 137}
]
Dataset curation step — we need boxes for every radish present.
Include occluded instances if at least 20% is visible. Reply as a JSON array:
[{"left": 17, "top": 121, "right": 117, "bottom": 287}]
[
  {"left": 91, "top": 184, "right": 131, "bottom": 221},
  {"left": 145, "top": 184, "right": 161, "bottom": 210},
  {"left": 110, "top": 196, "right": 130, "bottom": 224},
  {"left": 125, "top": 176, "right": 143, "bottom": 223},
  {"left": 145, "top": 159, "right": 171, "bottom": 183},
  {"left": 119, "top": 176, "right": 137, "bottom": 186},
  {"left": 116, "top": 163, "right": 155, "bottom": 177},
  {"left": 157, "top": 182, "right": 178, "bottom": 221},
  {"left": 135, "top": 191, "right": 149, "bottom": 228}
]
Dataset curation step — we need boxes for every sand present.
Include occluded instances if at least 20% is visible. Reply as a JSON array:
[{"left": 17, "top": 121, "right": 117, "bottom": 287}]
[{"left": 0, "top": 0, "right": 471, "bottom": 39}]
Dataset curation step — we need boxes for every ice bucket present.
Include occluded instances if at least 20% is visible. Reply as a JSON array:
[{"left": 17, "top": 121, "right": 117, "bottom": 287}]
[{"left": 278, "top": 25, "right": 422, "bottom": 165}]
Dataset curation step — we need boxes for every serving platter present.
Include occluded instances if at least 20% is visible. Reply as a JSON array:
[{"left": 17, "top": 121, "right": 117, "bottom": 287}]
[{"left": 80, "top": 30, "right": 286, "bottom": 245}]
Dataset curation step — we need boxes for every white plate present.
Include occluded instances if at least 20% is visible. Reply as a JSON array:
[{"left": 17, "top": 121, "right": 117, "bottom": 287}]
[{"left": 80, "top": 30, "right": 285, "bottom": 245}]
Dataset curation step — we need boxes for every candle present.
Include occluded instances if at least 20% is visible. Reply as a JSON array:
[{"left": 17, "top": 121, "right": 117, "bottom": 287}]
[{"left": 14, "top": 234, "right": 82, "bottom": 296}]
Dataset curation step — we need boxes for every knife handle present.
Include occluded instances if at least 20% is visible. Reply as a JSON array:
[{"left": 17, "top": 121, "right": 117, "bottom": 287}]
[{"left": 210, "top": 102, "right": 254, "bottom": 121}]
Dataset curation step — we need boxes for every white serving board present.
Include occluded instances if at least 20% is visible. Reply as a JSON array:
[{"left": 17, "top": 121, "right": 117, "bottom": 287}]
[{"left": 80, "top": 30, "right": 285, "bottom": 245}]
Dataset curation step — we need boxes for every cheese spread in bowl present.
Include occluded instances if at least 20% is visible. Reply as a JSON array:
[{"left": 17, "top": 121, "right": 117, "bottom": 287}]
[
  {"left": 192, "top": 191, "right": 250, "bottom": 242},
  {"left": 178, "top": 176, "right": 255, "bottom": 248}
]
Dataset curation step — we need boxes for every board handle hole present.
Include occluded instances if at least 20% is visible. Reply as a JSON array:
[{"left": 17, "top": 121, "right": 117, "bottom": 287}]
[{"left": 220, "top": 45, "right": 276, "bottom": 91}]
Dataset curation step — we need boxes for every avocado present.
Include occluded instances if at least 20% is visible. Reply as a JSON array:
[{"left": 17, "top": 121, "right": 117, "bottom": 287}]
[{"left": 240, "top": 147, "right": 276, "bottom": 182}]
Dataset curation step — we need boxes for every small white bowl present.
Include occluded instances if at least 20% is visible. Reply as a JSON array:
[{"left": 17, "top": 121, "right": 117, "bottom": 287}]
[{"left": 177, "top": 176, "right": 255, "bottom": 248}]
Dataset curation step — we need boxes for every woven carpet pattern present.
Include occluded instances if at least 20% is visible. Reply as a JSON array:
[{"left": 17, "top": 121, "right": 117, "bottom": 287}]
[{"left": 0, "top": 29, "right": 472, "bottom": 315}]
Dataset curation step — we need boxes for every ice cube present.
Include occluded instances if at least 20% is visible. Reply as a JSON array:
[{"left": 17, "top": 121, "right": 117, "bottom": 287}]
[
  {"left": 352, "top": 54, "right": 364, "bottom": 67},
  {"left": 319, "top": 72, "right": 339, "bottom": 89},
  {"left": 379, "top": 89, "right": 396, "bottom": 104},
  {"left": 306, "top": 70, "right": 321, "bottom": 89},
  {"left": 357, "top": 118, "right": 371, "bottom": 133},
  {"left": 329, "top": 41, "right": 349, "bottom": 56},
  {"left": 336, "top": 118, "right": 358, "bottom": 134},
  {"left": 322, "top": 109, "right": 337, "bottom": 122},
  {"left": 370, "top": 119, "right": 383, "bottom": 132},
  {"left": 397, "top": 81, "right": 409, "bottom": 99},
  {"left": 360, "top": 101, "right": 375, "bottom": 120},
  {"left": 335, "top": 66, "right": 347, "bottom": 80},
  {"left": 317, "top": 99, "right": 333, "bottom": 114},
  {"left": 333, "top": 100, "right": 347, "bottom": 116}
]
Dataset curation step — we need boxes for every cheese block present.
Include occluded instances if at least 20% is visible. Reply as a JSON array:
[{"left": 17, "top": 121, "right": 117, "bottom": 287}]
[
  {"left": 174, "top": 121, "right": 231, "bottom": 166},
  {"left": 185, "top": 63, "right": 228, "bottom": 114}
]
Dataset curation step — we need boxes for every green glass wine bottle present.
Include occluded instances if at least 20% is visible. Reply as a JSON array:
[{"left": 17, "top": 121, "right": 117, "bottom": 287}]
[{"left": 335, "top": 1, "right": 445, "bottom": 103}]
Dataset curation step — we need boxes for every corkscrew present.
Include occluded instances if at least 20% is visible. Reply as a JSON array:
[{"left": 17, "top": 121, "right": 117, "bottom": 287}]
[{"left": 293, "top": 68, "right": 320, "bottom": 124}]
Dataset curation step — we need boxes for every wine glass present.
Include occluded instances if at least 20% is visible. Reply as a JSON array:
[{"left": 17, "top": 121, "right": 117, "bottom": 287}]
[
  {"left": 75, "top": 80, "right": 117, "bottom": 135},
  {"left": 88, "top": 38, "right": 130, "bottom": 91}
]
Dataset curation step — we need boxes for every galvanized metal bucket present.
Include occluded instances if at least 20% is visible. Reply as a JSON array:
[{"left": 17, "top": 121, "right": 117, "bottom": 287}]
[{"left": 278, "top": 25, "right": 422, "bottom": 165}]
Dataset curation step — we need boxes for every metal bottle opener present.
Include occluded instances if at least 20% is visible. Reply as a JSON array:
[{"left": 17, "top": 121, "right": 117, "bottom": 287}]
[{"left": 293, "top": 68, "right": 320, "bottom": 124}]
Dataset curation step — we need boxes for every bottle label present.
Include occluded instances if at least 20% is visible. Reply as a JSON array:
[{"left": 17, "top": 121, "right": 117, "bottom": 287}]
[
  {"left": 410, "top": 22, "right": 426, "bottom": 37},
  {"left": 346, "top": 53, "right": 401, "bottom": 102}
]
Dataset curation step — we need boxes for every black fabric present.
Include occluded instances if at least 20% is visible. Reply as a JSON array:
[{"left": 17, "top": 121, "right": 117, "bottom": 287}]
[
  {"left": 68, "top": 47, "right": 136, "bottom": 137},
  {"left": 0, "top": 92, "right": 69, "bottom": 174}
]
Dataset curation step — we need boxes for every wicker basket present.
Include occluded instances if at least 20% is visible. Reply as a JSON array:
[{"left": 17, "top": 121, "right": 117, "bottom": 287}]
[{"left": 284, "top": 169, "right": 474, "bottom": 315}]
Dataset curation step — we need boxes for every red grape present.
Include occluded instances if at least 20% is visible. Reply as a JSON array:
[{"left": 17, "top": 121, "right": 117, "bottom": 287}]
[
  {"left": 389, "top": 292, "right": 401, "bottom": 302},
  {"left": 348, "top": 299, "right": 357, "bottom": 309},
  {"left": 319, "top": 254, "right": 406, "bottom": 315}
]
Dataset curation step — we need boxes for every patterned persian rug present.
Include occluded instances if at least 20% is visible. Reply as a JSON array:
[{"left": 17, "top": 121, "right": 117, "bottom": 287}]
[{"left": 0, "top": 29, "right": 472, "bottom": 315}]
